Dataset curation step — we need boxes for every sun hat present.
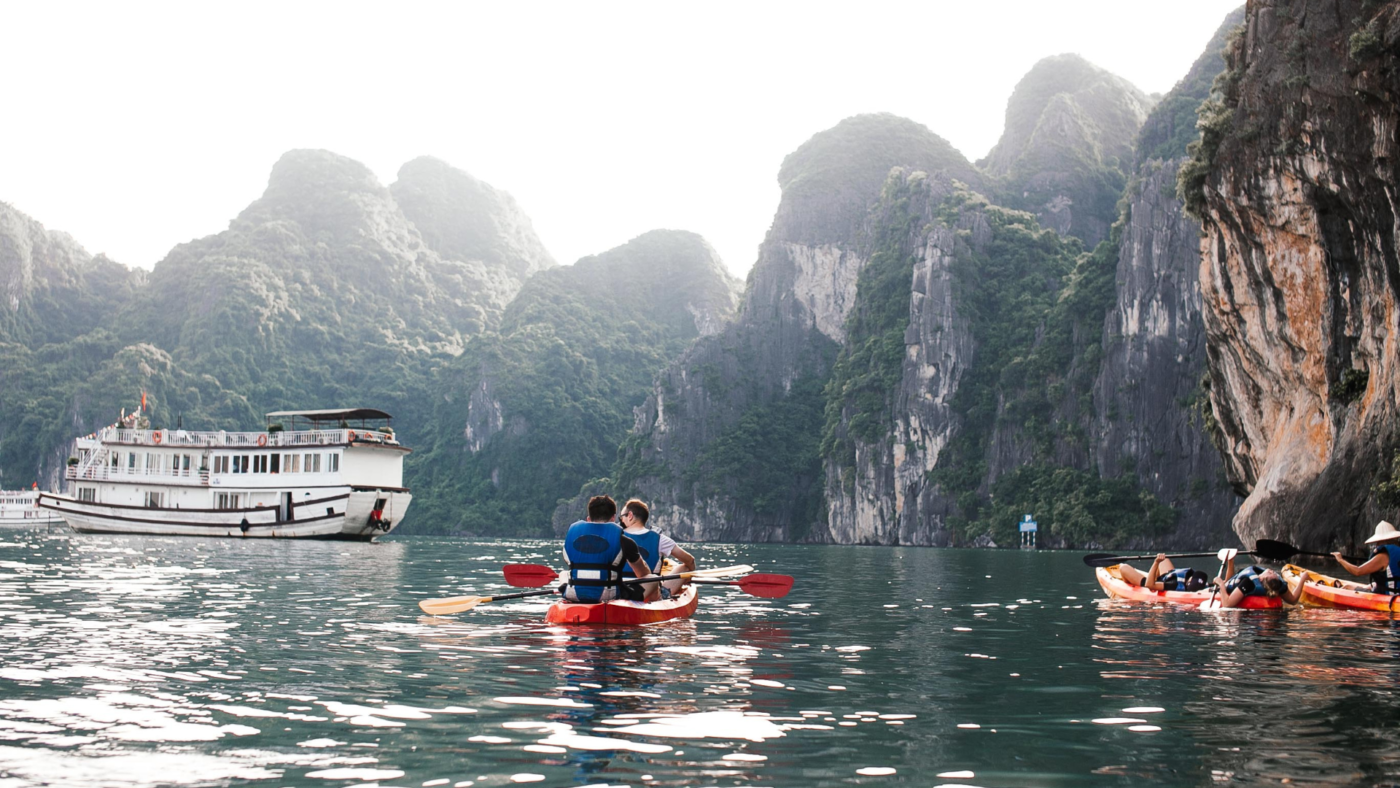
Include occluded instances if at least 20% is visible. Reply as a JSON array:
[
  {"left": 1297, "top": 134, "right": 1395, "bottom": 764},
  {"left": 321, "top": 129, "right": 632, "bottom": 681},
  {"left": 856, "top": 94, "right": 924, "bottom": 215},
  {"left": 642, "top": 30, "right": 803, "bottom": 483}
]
[{"left": 1366, "top": 520, "right": 1400, "bottom": 544}]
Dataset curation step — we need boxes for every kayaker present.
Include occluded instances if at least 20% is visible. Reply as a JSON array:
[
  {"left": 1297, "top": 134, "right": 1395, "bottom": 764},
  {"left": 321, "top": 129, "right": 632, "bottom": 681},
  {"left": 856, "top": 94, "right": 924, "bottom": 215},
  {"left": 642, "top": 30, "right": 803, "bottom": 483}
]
[
  {"left": 562, "top": 495, "right": 655, "bottom": 603},
  {"left": 620, "top": 498, "right": 697, "bottom": 602},
  {"left": 1329, "top": 520, "right": 1400, "bottom": 593},
  {"left": 1212, "top": 549, "right": 1305, "bottom": 608},
  {"left": 1115, "top": 553, "right": 1210, "bottom": 592}
]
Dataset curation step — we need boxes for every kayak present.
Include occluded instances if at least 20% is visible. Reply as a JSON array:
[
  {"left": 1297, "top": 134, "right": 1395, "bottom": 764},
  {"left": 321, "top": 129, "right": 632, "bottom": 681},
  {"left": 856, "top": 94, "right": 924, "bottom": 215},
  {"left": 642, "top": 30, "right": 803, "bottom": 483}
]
[
  {"left": 545, "top": 584, "right": 699, "bottom": 625},
  {"left": 1285, "top": 564, "right": 1400, "bottom": 611},
  {"left": 1095, "top": 565, "right": 1282, "bottom": 609}
]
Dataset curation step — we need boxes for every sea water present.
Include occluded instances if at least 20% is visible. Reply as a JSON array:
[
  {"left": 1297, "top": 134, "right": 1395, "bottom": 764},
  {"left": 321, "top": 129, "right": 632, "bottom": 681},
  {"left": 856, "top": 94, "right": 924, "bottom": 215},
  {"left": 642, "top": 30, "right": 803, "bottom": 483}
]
[{"left": 0, "top": 531, "right": 1397, "bottom": 787}]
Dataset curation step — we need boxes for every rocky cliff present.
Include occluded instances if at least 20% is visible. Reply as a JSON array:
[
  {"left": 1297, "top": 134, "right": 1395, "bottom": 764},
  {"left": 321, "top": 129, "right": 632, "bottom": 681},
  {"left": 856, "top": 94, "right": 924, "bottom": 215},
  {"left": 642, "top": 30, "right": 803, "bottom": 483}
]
[
  {"left": 585, "top": 115, "right": 986, "bottom": 543},
  {"left": 1187, "top": 0, "right": 1400, "bottom": 550},
  {"left": 1091, "top": 8, "right": 1247, "bottom": 549}
]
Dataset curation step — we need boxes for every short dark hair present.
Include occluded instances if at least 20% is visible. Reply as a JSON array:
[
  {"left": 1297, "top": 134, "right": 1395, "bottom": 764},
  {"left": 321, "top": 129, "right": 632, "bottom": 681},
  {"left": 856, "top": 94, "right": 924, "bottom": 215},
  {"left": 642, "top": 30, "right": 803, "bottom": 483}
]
[
  {"left": 1262, "top": 574, "right": 1286, "bottom": 597},
  {"left": 623, "top": 499, "right": 649, "bottom": 525},
  {"left": 587, "top": 495, "right": 617, "bottom": 521}
]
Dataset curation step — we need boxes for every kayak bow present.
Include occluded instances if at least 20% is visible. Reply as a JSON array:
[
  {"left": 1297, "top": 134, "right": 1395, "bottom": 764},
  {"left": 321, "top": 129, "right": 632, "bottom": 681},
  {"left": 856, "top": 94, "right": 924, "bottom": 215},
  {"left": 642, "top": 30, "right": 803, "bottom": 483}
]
[
  {"left": 545, "top": 584, "right": 700, "bottom": 626},
  {"left": 1285, "top": 564, "right": 1400, "bottom": 612}
]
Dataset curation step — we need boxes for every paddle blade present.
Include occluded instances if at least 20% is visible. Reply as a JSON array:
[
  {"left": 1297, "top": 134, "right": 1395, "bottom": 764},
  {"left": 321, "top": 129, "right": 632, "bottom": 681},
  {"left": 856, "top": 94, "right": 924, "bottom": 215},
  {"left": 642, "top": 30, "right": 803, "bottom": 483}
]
[
  {"left": 418, "top": 595, "right": 487, "bottom": 616},
  {"left": 504, "top": 564, "right": 559, "bottom": 588},
  {"left": 1253, "top": 539, "right": 1298, "bottom": 562},
  {"left": 738, "top": 573, "right": 794, "bottom": 598},
  {"left": 1082, "top": 553, "right": 1123, "bottom": 568}
]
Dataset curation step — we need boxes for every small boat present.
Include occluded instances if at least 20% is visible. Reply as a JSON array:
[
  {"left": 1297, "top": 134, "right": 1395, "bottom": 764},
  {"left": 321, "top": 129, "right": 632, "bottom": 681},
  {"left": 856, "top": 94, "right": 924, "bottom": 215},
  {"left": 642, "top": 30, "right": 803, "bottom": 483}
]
[
  {"left": 0, "top": 489, "right": 65, "bottom": 527},
  {"left": 1285, "top": 564, "right": 1400, "bottom": 611},
  {"left": 1095, "top": 565, "right": 1282, "bottom": 609},
  {"left": 545, "top": 584, "right": 699, "bottom": 625}
]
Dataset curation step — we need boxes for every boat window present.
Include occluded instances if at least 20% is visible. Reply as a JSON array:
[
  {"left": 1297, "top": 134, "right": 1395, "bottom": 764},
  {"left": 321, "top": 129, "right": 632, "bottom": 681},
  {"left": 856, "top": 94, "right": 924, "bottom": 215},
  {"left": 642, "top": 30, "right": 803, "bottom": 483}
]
[
  {"left": 127, "top": 452, "right": 137, "bottom": 469},
  {"left": 270, "top": 454, "right": 280, "bottom": 474},
  {"left": 78, "top": 488, "right": 96, "bottom": 502},
  {"left": 329, "top": 452, "right": 340, "bottom": 473},
  {"left": 144, "top": 491, "right": 164, "bottom": 508},
  {"left": 182, "top": 455, "right": 191, "bottom": 472},
  {"left": 286, "top": 454, "right": 300, "bottom": 473},
  {"left": 307, "top": 453, "right": 321, "bottom": 473}
]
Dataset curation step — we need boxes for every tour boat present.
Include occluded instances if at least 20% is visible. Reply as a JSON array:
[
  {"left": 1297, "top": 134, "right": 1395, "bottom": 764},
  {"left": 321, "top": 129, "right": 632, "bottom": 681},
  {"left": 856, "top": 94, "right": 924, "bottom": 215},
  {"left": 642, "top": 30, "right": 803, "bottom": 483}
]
[
  {"left": 41, "top": 408, "right": 411, "bottom": 540},
  {"left": 0, "top": 489, "right": 65, "bottom": 527},
  {"left": 1096, "top": 565, "right": 1282, "bottom": 609},
  {"left": 545, "top": 585, "right": 700, "bottom": 625},
  {"left": 1284, "top": 564, "right": 1400, "bottom": 611}
]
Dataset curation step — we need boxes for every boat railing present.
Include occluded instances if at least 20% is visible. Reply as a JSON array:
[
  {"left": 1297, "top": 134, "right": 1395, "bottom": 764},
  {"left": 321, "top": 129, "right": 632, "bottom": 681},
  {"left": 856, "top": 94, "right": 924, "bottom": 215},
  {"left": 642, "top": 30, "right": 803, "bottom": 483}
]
[
  {"left": 67, "top": 464, "right": 204, "bottom": 483},
  {"left": 98, "top": 427, "right": 397, "bottom": 448}
]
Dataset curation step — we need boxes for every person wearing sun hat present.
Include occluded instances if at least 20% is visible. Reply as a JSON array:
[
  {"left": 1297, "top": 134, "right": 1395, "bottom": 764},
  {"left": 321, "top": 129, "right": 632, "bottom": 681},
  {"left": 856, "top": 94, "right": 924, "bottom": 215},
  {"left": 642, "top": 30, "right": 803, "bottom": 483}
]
[{"left": 1331, "top": 520, "right": 1400, "bottom": 593}]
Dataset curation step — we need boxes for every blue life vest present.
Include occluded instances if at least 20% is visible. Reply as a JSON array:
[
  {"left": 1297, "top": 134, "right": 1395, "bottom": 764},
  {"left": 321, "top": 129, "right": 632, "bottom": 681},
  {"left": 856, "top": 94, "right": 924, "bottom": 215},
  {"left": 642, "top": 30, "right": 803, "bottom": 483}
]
[
  {"left": 564, "top": 520, "right": 625, "bottom": 603},
  {"left": 1370, "top": 544, "right": 1400, "bottom": 593},
  {"left": 621, "top": 529, "right": 663, "bottom": 577},
  {"left": 1225, "top": 565, "right": 1270, "bottom": 597}
]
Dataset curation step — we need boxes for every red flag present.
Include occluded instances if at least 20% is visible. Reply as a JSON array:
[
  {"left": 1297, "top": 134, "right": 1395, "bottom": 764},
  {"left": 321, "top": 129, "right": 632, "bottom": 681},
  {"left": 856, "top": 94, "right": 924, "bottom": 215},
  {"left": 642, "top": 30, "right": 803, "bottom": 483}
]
[
  {"left": 141, "top": 391, "right": 147, "bottom": 410},
  {"left": 31, "top": 482, "right": 37, "bottom": 489}
]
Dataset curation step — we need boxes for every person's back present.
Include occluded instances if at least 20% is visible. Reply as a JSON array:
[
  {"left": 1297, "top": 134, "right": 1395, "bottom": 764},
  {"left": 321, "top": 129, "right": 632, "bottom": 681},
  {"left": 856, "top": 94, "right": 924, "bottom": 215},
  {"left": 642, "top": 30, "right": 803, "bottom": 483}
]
[
  {"left": 619, "top": 499, "right": 696, "bottom": 601},
  {"left": 562, "top": 495, "right": 650, "bottom": 603}
]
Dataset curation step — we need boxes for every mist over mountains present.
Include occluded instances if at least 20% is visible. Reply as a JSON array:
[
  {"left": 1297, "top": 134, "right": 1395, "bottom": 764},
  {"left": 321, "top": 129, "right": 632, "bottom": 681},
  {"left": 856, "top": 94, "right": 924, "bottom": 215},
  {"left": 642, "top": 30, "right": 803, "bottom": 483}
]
[{"left": 6, "top": 2, "right": 1395, "bottom": 553}]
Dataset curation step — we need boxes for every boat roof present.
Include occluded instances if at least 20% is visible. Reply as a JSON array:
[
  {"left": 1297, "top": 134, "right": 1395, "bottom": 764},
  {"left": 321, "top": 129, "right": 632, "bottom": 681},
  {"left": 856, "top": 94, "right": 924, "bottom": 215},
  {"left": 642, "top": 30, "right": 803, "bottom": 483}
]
[{"left": 264, "top": 408, "right": 393, "bottom": 423}]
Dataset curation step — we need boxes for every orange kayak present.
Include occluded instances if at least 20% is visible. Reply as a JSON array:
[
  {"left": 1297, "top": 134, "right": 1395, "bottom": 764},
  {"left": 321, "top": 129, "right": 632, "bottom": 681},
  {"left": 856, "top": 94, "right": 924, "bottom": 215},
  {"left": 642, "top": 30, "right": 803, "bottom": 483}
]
[
  {"left": 1096, "top": 565, "right": 1282, "bottom": 609},
  {"left": 545, "top": 584, "right": 699, "bottom": 625},
  {"left": 1285, "top": 564, "right": 1400, "bottom": 611}
]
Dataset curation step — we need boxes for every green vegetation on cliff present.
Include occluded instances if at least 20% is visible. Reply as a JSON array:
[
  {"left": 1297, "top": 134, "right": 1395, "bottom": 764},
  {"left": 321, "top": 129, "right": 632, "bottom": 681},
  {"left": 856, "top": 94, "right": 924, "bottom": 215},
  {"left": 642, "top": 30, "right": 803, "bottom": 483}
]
[
  {"left": 408, "top": 231, "right": 737, "bottom": 535},
  {"left": 821, "top": 175, "right": 920, "bottom": 470},
  {"left": 926, "top": 192, "right": 1176, "bottom": 545}
]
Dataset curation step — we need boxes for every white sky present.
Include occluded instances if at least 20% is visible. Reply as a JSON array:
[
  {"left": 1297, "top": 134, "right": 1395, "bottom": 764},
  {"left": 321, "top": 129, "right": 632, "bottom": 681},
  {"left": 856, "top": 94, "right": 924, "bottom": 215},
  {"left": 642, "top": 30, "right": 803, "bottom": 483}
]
[{"left": 1, "top": 1, "right": 1241, "bottom": 279}]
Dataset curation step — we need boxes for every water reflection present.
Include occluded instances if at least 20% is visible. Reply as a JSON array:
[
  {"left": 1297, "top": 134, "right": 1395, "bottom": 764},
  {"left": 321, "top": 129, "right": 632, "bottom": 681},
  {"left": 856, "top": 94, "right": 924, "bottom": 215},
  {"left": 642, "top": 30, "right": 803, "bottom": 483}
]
[{"left": 4, "top": 533, "right": 1400, "bottom": 785}]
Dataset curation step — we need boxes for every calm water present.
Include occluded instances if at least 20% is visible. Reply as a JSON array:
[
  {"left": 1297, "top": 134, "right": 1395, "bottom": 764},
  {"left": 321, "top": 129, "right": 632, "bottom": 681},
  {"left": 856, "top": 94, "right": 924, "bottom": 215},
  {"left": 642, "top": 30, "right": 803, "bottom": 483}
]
[{"left": 1, "top": 531, "right": 1399, "bottom": 787}]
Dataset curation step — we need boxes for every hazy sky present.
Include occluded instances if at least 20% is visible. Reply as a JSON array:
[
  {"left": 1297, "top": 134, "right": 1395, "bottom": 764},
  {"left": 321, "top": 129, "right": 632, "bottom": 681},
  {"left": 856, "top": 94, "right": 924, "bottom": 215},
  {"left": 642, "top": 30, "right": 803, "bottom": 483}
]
[{"left": 3, "top": 1, "right": 1241, "bottom": 279}]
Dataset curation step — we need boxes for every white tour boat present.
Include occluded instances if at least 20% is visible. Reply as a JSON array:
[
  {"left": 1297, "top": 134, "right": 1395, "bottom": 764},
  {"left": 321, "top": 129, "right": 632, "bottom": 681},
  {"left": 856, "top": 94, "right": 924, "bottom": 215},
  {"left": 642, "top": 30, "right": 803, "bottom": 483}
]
[
  {"left": 41, "top": 408, "right": 411, "bottom": 540},
  {"left": 0, "top": 488, "right": 66, "bottom": 527}
]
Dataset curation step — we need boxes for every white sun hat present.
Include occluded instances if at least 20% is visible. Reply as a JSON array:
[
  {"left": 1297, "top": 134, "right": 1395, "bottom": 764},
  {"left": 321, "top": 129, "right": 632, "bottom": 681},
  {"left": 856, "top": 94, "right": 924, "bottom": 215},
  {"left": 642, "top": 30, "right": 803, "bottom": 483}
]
[{"left": 1366, "top": 520, "right": 1400, "bottom": 544}]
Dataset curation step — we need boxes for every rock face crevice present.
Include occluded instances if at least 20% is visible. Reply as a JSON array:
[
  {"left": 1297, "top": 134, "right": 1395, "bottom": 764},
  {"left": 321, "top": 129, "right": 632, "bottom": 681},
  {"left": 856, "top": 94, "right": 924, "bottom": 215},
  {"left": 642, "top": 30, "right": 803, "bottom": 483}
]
[{"left": 1190, "top": 0, "right": 1400, "bottom": 549}]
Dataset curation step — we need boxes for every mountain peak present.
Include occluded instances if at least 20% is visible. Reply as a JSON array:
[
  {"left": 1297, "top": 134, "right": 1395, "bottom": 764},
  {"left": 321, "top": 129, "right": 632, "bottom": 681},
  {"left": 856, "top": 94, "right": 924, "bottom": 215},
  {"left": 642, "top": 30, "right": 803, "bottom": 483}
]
[
  {"left": 983, "top": 54, "right": 1150, "bottom": 176},
  {"left": 391, "top": 156, "right": 555, "bottom": 279}
]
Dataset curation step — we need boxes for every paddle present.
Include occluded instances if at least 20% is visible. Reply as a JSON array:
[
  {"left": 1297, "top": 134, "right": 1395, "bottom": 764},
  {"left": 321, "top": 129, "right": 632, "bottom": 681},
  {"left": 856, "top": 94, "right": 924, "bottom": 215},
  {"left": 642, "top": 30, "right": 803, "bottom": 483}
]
[
  {"left": 691, "top": 573, "right": 794, "bottom": 598},
  {"left": 420, "top": 566, "right": 776, "bottom": 616},
  {"left": 1253, "top": 539, "right": 1361, "bottom": 564},
  {"left": 502, "top": 563, "right": 756, "bottom": 588},
  {"left": 1082, "top": 550, "right": 1250, "bottom": 568}
]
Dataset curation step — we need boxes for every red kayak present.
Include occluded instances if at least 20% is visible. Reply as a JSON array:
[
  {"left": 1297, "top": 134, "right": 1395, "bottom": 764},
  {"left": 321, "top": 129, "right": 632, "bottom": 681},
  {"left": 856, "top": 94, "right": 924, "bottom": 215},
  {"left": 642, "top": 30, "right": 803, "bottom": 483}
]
[
  {"left": 1096, "top": 565, "right": 1282, "bottom": 609},
  {"left": 545, "top": 584, "right": 699, "bottom": 625}
]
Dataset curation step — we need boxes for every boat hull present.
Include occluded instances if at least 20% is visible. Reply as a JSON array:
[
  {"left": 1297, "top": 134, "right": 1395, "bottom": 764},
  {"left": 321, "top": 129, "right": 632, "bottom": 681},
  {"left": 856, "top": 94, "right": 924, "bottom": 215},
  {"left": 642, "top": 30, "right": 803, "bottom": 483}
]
[
  {"left": 1096, "top": 565, "right": 1282, "bottom": 609},
  {"left": 1286, "top": 564, "right": 1400, "bottom": 611},
  {"left": 39, "top": 490, "right": 410, "bottom": 541},
  {"left": 546, "top": 585, "right": 699, "bottom": 625}
]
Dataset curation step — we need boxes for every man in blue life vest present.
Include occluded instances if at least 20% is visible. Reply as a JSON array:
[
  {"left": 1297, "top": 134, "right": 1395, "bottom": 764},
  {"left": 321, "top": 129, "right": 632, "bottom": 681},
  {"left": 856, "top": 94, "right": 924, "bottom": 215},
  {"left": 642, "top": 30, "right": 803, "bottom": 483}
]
[
  {"left": 1331, "top": 520, "right": 1400, "bottom": 592},
  {"left": 562, "top": 495, "right": 655, "bottom": 603},
  {"left": 620, "top": 498, "right": 697, "bottom": 602}
]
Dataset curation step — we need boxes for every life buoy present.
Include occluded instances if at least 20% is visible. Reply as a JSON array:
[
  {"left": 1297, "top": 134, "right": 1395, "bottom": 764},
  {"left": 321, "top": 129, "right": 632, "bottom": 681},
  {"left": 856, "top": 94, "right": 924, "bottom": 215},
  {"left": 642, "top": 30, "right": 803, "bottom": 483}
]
[
  {"left": 256, "top": 434, "right": 268, "bottom": 447},
  {"left": 347, "top": 430, "right": 357, "bottom": 441},
  {"left": 152, "top": 431, "right": 162, "bottom": 445}
]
